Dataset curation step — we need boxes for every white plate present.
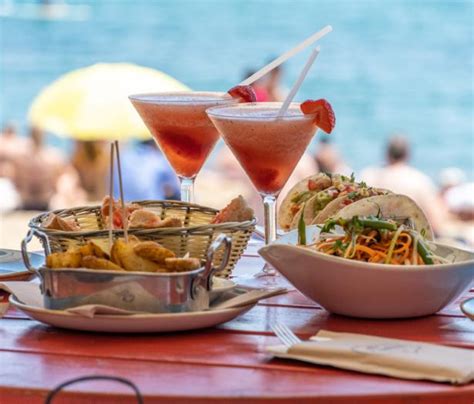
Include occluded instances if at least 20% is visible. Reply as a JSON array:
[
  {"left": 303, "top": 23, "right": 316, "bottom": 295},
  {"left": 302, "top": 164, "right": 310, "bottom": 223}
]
[
  {"left": 9, "top": 295, "right": 254, "bottom": 333},
  {"left": 210, "top": 277, "right": 236, "bottom": 301},
  {"left": 0, "top": 249, "right": 43, "bottom": 280}
]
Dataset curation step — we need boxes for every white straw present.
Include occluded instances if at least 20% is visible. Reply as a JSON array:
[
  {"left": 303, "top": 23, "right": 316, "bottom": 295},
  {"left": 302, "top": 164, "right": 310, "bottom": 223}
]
[
  {"left": 277, "top": 46, "right": 321, "bottom": 118},
  {"left": 114, "top": 140, "right": 128, "bottom": 243},
  {"left": 239, "top": 25, "right": 331, "bottom": 86},
  {"left": 108, "top": 142, "right": 114, "bottom": 249}
]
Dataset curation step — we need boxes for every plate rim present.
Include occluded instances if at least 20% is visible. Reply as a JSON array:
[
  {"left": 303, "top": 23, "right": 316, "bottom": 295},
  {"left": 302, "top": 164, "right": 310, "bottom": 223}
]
[{"left": 9, "top": 293, "right": 254, "bottom": 320}]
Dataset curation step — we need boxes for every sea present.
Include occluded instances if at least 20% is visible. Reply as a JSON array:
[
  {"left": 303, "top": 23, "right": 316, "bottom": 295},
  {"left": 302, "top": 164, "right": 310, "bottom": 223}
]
[{"left": 1, "top": 0, "right": 473, "bottom": 182}]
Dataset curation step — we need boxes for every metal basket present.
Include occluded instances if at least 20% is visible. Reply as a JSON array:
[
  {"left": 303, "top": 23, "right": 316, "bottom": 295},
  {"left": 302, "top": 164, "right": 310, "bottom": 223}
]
[{"left": 25, "top": 200, "right": 256, "bottom": 278}]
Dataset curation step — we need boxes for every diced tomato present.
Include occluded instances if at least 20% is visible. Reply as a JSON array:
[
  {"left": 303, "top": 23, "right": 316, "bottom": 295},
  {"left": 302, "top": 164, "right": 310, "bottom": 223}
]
[
  {"left": 112, "top": 209, "right": 124, "bottom": 229},
  {"left": 291, "top": 205, "right": 301, "bottom": 215},
  {"left": 307, "top": 179, "right": 318, "bottom": 191}
]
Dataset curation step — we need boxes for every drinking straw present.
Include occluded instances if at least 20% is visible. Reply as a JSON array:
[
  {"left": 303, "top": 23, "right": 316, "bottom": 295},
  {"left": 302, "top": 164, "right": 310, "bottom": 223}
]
[
  {"left": 277, "top": 46, "right": 320, "bottom": 118},
  {"left": 114, "top": 140, "right": 129, "bottom": 243},
  {"left": 108, "top": 142, "right": 114, "bottom": 249},
  {"left": 239, "top": 25, "right": 331, "bottom": 86}
]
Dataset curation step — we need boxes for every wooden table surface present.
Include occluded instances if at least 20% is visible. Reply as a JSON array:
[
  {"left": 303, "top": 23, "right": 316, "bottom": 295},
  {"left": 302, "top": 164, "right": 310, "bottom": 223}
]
[{"left": 0, "top": 255, "right": 473, "bottom": 403}]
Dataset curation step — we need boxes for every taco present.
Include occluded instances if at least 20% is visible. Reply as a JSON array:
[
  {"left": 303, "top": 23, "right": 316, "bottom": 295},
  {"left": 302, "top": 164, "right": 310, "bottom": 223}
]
[
  {"left": 310, "top": 187, "right": 391, "bottom": 225},
  {"left": 332, "top": 194, "right": 434, "bottom": 240},
  {"left": 278, "top": 172, "right": 333, "bottom": 230},
  {"left": 280, "top": 173, "right": 380, "bottom": 231}
]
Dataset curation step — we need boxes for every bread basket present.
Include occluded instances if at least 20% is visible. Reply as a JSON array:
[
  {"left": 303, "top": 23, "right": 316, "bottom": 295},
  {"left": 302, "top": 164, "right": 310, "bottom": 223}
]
[{"left": 24, "top": 200, "right": 256, "bottom": 278}]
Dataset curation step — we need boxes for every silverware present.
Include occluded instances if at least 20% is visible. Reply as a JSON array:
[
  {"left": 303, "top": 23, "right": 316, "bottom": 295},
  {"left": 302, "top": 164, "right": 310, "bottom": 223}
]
[
  {"left": 270, "top": 322, "right": 301, "bottom": 347},
  {"left": 460, "top": 297, "right": 474, "bottom": 321}
]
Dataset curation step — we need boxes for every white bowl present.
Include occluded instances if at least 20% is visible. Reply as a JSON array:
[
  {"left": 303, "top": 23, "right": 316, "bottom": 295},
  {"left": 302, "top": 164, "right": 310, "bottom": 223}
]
[{"left": 259, "top": 226, "right": 474, "bottom": 319}]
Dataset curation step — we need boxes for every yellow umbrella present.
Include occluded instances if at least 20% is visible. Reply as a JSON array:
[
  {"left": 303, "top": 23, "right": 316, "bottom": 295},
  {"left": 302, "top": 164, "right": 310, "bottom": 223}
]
[{"left": 28, "top": 63, "right": 190, "bottom": 140}]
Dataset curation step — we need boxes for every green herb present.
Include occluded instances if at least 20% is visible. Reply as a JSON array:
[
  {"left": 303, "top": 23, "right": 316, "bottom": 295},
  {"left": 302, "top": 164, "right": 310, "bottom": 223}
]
[
  {"left": 359, "top": 181, "right": 367, "bottom": 188},
  {"left": 298, "top": 210, "right": 306, "bottom": 245},
  {"left": 347, "top": 191, "right": 358, "bottom": 200},
  {"left": 320, "top": 218, "right": 339, "bottom": 234},
  {"left": 350, "top": 172, "right": 356, "bottom": 182},
  {"left": 416, "top": 238, "right": 434, "bottom": 265}
]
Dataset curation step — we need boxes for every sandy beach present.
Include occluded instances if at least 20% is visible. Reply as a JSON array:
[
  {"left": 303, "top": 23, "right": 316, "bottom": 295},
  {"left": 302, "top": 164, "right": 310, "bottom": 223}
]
[{"left": 0, "top": 210, "right": 43, "bottom": 251}]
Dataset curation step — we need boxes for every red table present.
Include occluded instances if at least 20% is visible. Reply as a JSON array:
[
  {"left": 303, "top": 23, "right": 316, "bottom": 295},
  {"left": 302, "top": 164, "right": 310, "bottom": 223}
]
[{"left": 0, "top": 255, "right": 473, "bottom": 403}]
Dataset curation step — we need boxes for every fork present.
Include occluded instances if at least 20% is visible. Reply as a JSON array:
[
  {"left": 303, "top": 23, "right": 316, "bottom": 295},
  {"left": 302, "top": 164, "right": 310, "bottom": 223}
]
[{"left": 271, "top": 322, "right": 302, "bottom": 347}]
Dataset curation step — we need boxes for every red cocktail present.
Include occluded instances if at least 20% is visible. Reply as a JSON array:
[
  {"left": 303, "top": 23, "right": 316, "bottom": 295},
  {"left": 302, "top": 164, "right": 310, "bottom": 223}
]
[
  {"left": 207, "top": 102, "right": 318, "bottom": 242},
  {"left": 129, "top": 92, "right": 237, "bottom": 202}
]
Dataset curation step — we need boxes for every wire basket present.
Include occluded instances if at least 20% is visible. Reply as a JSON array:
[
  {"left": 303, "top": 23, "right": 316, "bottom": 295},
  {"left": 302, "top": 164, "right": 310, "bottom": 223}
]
[{"left": 27, "top": 200, "right": 256, "bottom": 278}]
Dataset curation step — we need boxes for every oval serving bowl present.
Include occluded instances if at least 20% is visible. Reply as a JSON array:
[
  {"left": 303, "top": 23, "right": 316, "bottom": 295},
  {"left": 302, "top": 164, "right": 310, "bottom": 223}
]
[{"left": 259, "top": 226, "right": 474, "bottom": 319}]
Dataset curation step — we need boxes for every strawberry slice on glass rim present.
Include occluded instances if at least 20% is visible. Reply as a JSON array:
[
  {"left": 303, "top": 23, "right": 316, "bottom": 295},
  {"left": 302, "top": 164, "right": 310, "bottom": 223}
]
[
  {"left": 300, "top": 99, "right": 335, "bottom": 134},
  {"left": 227, "top": 85, "right": 257, "bottom": 103}
]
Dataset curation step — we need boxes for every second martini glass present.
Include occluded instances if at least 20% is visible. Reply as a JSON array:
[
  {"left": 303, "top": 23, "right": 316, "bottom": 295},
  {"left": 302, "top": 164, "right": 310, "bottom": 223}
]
[
  {"left": 207, "top": 102, "right": 318, "bottom": 275},
  {"left": 129, "top": 92, "right": 238, "bottom": 202}
]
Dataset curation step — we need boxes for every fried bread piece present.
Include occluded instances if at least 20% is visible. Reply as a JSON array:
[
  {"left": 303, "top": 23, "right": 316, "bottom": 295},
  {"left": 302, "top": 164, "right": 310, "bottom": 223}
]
[
  {"left": 111, "top": 238, "right": 166, "bottom": 273},
  {"left": 81, "top": 255, "right": 125, "bottom": 271},
  {"left": 78, "top": 241, "right": 109, "bottom": 259},
  {"left": 133, "top": 241, "right": 176, "bottom": 264},
  {"left": 128, "top": 209, "right": 162, "bottom": 228},
  {"left": 43, "top": 213, "right": 80, "bottom": 231},
  {"left": 155, "top": 217, "right": 183, "bottom": 228},
  {"left": 46, "top": 250, "right": 82, "bottom": 268},
  {"left": 211, "top": 195, "right": 254, "bottom": 224},
  {"left": 164, "top": 257, "right": 201, "bottom": 272}
]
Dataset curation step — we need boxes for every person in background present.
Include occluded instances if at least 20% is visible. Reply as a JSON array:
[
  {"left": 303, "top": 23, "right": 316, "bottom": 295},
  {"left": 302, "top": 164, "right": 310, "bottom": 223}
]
[
  {"left": 314, "top": 136, "right": 352, "bottom": 176},
  {"left": 439, "top": 168, "right": 473, "bottom": 221},
  {"left": 113, "top": 140, "right": 179, "bottom": 201},
  {"left": 0, "top": 123, "right": 21, "bottom": 211},
  {"left": 359, "top": 135, "right": 448, "bottom": 235},
  {"left": 12, "top": 126, "right": 65, "bottom": 210},
  {"left": 71, "top": 140, "right": 109, "bottom": 201},
  {"left": 0, "top": 122, "right": 30, "bottom": 176},
  {"left": 265, "top": 63, "right": 285, "bottom": 102}
]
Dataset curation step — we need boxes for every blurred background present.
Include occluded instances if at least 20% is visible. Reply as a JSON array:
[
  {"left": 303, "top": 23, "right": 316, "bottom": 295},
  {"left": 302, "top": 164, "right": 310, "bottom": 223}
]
[{"left": 0, "top": 0, "right": 473, "bottom": 248}]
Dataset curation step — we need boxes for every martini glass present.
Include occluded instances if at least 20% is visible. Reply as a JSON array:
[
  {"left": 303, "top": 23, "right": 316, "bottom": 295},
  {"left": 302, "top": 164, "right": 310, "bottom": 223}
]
[
  {"left": 129, "top": 92, "right": 237, "bottom": 202},
  {"left": 207, "top": 102, "right": 318, "bottom": 276}
]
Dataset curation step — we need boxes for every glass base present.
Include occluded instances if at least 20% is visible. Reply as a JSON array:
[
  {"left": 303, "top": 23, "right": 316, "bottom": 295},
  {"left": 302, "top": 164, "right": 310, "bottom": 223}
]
[{"left": 254, "top": 262, "right": 277, "bottom": 277}]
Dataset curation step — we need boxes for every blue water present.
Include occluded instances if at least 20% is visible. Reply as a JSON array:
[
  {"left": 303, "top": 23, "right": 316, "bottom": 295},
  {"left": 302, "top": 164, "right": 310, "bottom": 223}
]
[{"left": 1, "top": 0, "right": 473, "bottom": 181}]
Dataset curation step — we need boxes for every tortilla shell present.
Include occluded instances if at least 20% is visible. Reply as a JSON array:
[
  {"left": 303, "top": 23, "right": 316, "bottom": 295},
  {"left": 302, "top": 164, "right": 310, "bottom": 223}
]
[
  {"left": 311, "top": 188, "right": 391, "bottom": 225},
  {"left": 278, "top": 172, "right": 331, "bottom": 230},
  {"left": 332, "top": 194, "right": 434, "bottom": 240}
]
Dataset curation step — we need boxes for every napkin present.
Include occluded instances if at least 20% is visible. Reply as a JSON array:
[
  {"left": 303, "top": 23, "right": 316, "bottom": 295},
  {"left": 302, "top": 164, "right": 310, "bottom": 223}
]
[
  {"left": 267, "top": 330, "right": 474, "bottom": 385},
  {"left": 0, "top": 281, "right": 286, "bottom": 319}
]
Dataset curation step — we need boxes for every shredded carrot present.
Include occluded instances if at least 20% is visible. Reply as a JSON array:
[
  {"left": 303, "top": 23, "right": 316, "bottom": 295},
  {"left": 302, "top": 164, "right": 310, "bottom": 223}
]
[{"left": 313, "top": 228, "right": 427, "bottom": 266}]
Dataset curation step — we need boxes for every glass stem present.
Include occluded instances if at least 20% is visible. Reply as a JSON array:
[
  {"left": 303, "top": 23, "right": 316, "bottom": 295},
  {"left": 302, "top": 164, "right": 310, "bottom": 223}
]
[
  {"left": 180, "top": 177, "right": 195, "bottom": 203},
  {"left": 262, "top": 194, "right": 277, "bottom": 244}
]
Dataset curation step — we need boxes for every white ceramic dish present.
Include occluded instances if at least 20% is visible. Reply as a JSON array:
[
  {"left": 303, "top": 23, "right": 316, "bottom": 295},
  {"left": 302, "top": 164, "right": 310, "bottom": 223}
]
[
  {"left": 0, "top": 249, "right": 43, "bottom": 280},
  {"left": 259, "top": 226, "right": 474, "bottom": 319},
  {"left": 210, "top": 277, "right": 236, "bottom": 302},
  {"left": 9, "top": 294, "right": 253, "bottom": 333}
]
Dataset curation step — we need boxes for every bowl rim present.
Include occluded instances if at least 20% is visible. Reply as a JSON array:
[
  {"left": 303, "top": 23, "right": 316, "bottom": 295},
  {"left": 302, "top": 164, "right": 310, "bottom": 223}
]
[{"left": 259, "top": 242, "right": 474, "bottom": 273}]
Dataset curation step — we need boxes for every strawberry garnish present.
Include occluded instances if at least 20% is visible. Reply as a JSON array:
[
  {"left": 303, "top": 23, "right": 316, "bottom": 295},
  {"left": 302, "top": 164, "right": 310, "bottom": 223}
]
[
  {"left": 228, "top": 85, "right": 257, "bottom": 103},
  {"left": 300, "top": 99, "right": 335, "bottom": 134}
]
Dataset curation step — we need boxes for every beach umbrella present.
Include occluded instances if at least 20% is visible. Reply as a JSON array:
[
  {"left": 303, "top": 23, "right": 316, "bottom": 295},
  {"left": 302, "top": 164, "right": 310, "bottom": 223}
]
[{"left": 28, "top": 63, "right": 190, "bottom": 140}]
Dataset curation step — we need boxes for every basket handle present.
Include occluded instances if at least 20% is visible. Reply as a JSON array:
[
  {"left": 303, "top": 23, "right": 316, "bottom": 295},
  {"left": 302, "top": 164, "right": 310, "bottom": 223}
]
[
  {"left": 21, "top": 230, "right": 42, "bottom": 275},
  {"left": 203, "top": 234, "right": 232, "bottom": 291}
]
